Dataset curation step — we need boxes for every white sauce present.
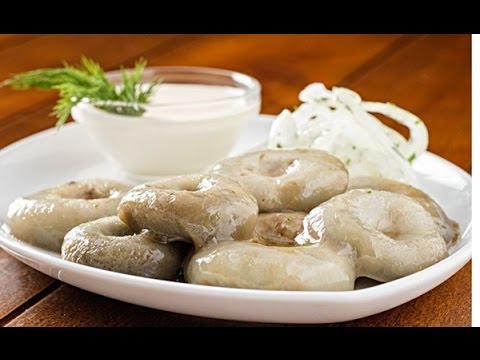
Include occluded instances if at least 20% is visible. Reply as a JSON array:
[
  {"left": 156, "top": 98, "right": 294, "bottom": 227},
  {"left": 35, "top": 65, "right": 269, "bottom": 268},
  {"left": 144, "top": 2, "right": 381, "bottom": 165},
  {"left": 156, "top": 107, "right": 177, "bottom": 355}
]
[
  {"left": 73, "top": 82, "right": 261, "bottom": 177},
  {"left": 144, "top": 84, "right": 254, "bottom": 121}
]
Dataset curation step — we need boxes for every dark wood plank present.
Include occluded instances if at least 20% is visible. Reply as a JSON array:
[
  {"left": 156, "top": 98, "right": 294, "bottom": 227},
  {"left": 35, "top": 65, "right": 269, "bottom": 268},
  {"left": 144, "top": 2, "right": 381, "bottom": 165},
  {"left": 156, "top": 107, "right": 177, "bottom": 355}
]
[
  {"left": 342, "top": 261, "right": 472, "bottom": 327},
  {"left": 5, "top": 285, "right": 277, "bottom": 327},
  {"left": 6, "top": 262, "right": 471, "bottom": 327},
  {"left": 0, "top": 251, "right": 56, "bottom": 323},
  {"left": 147, "top": 34, "right": 412, "bottom": 114}
]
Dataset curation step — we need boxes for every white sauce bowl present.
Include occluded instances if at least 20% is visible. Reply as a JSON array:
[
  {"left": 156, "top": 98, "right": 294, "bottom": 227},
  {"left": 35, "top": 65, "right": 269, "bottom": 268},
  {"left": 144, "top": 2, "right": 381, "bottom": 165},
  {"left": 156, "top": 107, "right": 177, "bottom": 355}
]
[{"left": 71, "top": 66, "right": 261, "bottom": 180}]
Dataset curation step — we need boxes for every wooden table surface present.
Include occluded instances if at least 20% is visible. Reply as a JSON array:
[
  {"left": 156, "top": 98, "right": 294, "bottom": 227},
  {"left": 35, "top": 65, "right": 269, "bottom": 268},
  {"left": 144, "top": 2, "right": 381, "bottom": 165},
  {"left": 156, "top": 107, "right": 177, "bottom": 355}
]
[{"left": 0, "top": 34, "right": 471, "bottom": 327}]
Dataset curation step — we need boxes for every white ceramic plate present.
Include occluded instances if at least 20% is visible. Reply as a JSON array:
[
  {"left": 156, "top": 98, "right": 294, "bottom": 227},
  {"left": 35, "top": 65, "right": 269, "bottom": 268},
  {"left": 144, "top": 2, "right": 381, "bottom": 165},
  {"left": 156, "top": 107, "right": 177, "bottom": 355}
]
[{"left": 0, "top": 115, "right": 472, "bottom": 324}]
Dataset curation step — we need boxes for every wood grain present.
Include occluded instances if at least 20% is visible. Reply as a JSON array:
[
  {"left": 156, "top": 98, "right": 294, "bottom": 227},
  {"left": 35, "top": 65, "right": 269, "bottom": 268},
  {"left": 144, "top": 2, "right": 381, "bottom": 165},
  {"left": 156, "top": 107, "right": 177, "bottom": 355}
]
[
  {"left": 0, "top": 34, "right": 471, "bottom": 327},
  {"left": 0, "top": 251, "right": 56, "bottom": 323},
  {"left": 0, "top": 35, "right": 43, "bottom": 53},
  {"left": 5, "top": 285, "right": 276, "bottom": 327},
  {"left": 343, "top": 262, "right": 472, "bottom": 327},
  {"left": 147, "top": 34, "right": 414, "bottom": 114},
  {"left": 6, "top": 262, "right": 471, "bottom": 327},
  {"left": 346, "top": 34, "right": 472, "bottom": 170}
]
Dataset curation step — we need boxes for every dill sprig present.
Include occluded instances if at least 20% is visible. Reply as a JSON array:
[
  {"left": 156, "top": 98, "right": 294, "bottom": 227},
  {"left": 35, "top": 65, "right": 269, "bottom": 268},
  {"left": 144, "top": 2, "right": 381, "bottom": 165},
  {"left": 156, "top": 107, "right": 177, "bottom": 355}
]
[{"left": 0, "top": 57, "right": 159, "bottom": 127}]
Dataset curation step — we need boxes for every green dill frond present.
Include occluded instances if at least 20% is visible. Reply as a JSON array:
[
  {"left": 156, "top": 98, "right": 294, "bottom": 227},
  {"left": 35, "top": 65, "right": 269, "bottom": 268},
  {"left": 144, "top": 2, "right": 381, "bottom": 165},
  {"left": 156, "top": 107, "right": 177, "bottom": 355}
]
[{"left": 0, "top": 56, "right": 159, "bottom": 128}]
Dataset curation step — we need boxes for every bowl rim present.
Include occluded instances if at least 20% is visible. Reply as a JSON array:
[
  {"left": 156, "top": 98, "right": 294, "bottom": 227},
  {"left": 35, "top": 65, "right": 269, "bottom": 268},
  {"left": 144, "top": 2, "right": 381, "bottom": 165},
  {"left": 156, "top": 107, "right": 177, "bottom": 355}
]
[
  {"left": 72, "top": 65, "right": 262, "bottom": 125},
  {"left": 106, "top": 65, "right": 262, "bottom": 105},
  {"left": 72, "top": 99, "right": 261, "bottom": 126}
]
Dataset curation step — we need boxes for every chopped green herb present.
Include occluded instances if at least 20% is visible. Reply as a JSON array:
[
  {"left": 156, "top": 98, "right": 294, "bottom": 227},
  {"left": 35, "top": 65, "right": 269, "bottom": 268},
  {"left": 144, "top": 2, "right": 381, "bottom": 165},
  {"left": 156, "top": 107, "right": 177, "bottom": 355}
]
[
  {"left": 394, "top": 142, "right": 400, "bottom": 148},
  {"left": 276, "top": 144, "right": 283, "bottom": 148},
  {"left": 345, "top": 158, "right": 352, "bottom": 165},
  {"left": 352, "top": 145, "right": 357, "bottom": 150},
  {"left": 407, "top": 153, "right": 416, "bottom": 163},
  {"left": 1, "top": 56, "right": 159, "bottom": 128},
  {"left": 367, "top": 190, "right": 372, "bottom": 194},
  {"left": 415, "top": 119, "right": 421, "bottom": 125}
]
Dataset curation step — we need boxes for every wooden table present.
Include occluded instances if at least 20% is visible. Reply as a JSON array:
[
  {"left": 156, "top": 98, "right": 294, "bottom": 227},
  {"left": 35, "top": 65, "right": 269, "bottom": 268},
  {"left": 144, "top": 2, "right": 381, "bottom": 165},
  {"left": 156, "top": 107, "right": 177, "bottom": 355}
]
[{"left": 0, "top": 34, "right": 471, "bottom": 327}]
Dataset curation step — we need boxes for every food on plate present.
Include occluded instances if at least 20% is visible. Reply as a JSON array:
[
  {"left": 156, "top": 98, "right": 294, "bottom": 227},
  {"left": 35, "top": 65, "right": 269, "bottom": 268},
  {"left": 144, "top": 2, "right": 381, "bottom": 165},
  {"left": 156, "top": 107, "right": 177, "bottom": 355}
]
[
  {"left": 118, "top": 174, "right": 258, "bottom": 249},
  {"left": 186, "top": 189, "right": 447, "bottom": 290},
  {"left": 5, "top": 179, "right": 131, "bottom": 252},
  {"left": 5, "top": 164, "right": 452, "bottom": 290},
  {"left": 253, "top": 211, "right": 306, "bottom": 246},
  {"left": 297, "top": 189, "right": 448, "bottom": 282},
  {"left": 349, "top": 176, "right": 459, "bottom": 245},
  {"left": 185, "top": 241, "right": 356, "bottom": 291},
  {"left": 3, "top": 73, "right": 456, "bottom": 292},
  {"left": 210, "top": 149, "right": 348, "bottom": 212},
  {"left": 268, "top": 83, "right": 429, "bottom": 185},
  {"left": 62, "top": 216, "right": 186, "bottom": 280}
]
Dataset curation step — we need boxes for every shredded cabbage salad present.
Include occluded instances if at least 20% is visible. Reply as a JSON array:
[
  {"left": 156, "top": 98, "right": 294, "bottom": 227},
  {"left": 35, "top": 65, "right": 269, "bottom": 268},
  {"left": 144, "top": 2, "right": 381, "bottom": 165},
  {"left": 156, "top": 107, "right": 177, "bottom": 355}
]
[{"left": 268, "top": 83, "right": 428, "bottom": 184}]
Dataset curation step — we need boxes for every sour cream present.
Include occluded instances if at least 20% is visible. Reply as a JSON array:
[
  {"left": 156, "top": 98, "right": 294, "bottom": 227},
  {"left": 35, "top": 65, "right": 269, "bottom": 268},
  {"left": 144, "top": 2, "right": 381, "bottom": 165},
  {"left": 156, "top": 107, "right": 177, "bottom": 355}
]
[
  {"left": 144, "top": 84, "right": 253, "bottom": 121},
  {"left": 72, "top": 73, "right": 261, "bottom": 179}
]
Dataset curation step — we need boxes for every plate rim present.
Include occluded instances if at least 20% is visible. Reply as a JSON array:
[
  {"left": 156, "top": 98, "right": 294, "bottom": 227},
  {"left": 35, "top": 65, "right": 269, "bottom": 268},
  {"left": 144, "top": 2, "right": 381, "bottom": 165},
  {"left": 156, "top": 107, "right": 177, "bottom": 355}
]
[{"left": 0, "top": 221, "right": 471, "bottom": 302}]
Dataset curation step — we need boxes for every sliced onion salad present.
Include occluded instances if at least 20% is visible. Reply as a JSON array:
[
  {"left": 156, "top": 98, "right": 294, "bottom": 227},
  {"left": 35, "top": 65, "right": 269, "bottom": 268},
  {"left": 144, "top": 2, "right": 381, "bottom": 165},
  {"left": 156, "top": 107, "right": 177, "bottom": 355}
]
[{"left": 268, "top": 83, "right": 428, "bottom": 184}]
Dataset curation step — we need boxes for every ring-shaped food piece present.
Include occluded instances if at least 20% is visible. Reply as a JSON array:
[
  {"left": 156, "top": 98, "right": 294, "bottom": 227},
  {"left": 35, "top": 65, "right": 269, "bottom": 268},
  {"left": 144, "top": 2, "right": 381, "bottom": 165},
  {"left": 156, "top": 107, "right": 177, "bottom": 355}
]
[
  {"left": 6, "top": 179, "right": 131, "bottom": 252},
  {"left": 299, "top": 189, "right": 448, "bottom": 282},
  {"left": 210, "top": 149, "right": 348, "bottom": 212},
  {"left": 187, "top": 190, "right": 448, "bottom": 290},
  {"left": 118, "top": 174, "right": 258, "bottom": 249},
  {"left": 348, "top": 176, "right": 459, "bottom": 245},
  {"left": 62, "top": 216, "right": 185, "bottom": 279},
  {"left": 185, "top": 241, "right": 356, "bottom": 291}
]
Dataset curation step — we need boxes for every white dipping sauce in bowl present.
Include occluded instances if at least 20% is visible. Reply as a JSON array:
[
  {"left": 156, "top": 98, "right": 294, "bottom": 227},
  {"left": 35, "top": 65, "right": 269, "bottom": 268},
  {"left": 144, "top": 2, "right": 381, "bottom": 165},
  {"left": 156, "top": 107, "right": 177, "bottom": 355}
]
[{"left": 71, "top": 67, "right": 261, "bottom": 179}]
